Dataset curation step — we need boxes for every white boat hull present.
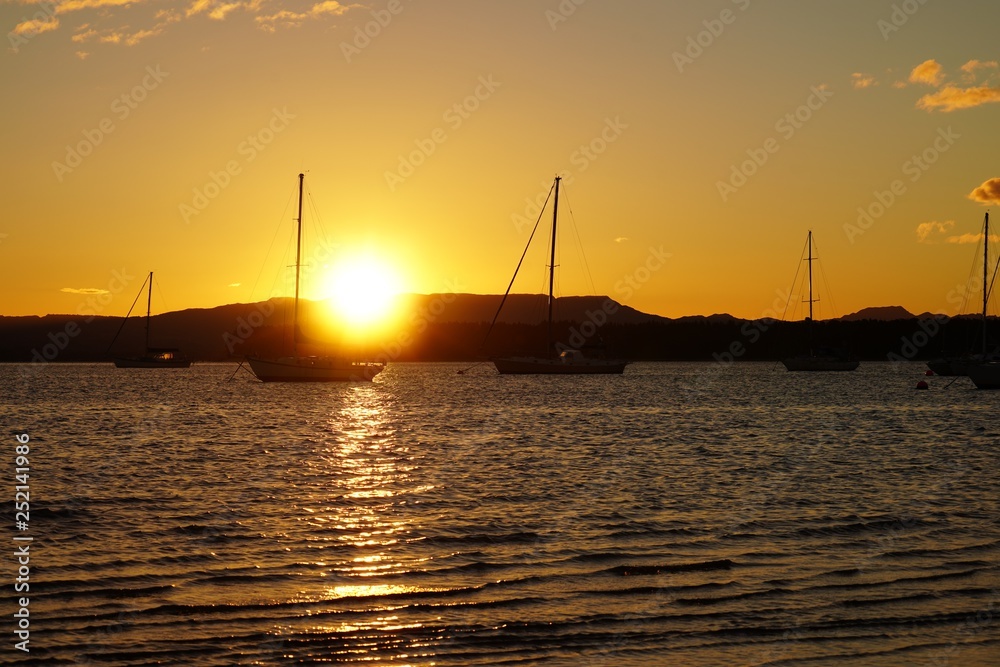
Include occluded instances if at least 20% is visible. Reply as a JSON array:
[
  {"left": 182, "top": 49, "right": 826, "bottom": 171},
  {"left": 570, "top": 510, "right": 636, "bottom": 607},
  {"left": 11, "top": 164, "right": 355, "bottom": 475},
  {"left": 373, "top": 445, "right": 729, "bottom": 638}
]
[
  {"left": 782, "top": 356, "right": 859, "bottom": 372},
  {"left": 493, "top": 356, "right": 627, "bottom": 375},
  {"left": 967, "top": 363, "right": 1000, "bottom": 389},
  {"left": 247, "top": 356, "right": 384, "bottom": 382}
]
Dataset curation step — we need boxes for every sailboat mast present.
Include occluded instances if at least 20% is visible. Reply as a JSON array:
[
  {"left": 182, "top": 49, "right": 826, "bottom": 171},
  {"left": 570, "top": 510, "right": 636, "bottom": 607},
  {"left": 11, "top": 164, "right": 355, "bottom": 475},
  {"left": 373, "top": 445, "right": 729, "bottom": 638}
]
[
  {"left": 293, "top": 173, "right": 304, "bottom": 350},
  {"left": 984, "top": 212, "right": 990, "bottom": 357},
  {"left": 806, "top": 231, "right": 815, "bottom": 355},
  {"left": 547, "top": 176, "right": 561, "bottom": 358},
  {"left": 145, "top": 271, "right": 153, "bottom": 351}
]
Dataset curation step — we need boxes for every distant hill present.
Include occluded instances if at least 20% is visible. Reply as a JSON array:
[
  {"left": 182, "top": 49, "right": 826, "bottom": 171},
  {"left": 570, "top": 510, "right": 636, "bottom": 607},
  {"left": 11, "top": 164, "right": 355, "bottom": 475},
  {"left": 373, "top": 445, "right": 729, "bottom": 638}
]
[
  {"left": 839, "top": 306, "right": 917, "bottom": 321},
  {"left": 1, "top": 295, "right": 992, "bottom": 363}
]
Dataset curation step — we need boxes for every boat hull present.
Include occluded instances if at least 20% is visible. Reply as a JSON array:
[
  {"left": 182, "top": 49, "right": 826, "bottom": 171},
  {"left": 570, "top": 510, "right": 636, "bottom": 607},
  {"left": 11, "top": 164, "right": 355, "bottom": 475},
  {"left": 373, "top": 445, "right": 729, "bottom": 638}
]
[
  {"left": 247, "top": 356, "right": 384, "bottom": 382},
  {"left": 493, "top": 357, "right": 628, "bottom": 375},
  {"left": 114, "top": 357, "right": 191, "bottom": 369},
  {"left": 967, "top": 363, "right": 1000, "bottom": 389},
  {"left": 782, "top": 357, "right": 859, "bottom": 372},
  {"left": 926, "top": 359, "right": 967, "bottom": 376}
]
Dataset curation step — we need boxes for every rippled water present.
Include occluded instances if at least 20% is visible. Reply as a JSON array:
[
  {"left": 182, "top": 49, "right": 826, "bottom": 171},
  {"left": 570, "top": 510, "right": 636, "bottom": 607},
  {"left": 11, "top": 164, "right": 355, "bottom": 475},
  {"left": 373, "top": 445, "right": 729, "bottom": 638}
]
[{"left": 3, "top": 362, "right": 999, "bottom": 666}]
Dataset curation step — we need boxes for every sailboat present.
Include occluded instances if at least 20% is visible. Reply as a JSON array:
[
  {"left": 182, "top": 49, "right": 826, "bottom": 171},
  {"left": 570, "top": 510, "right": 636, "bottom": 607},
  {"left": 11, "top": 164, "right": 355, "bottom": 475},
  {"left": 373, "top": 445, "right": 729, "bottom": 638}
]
[
  {"left": 246, "top": 174, "right": 385, "bottom": 382},
  {"left": 491, "top": 176, "right": 628, "bottom": 375},
  {"left": 927, "top": 212, "right": 996, "bottom": 377},
  {"left": 781, "top": 231, "right": 859, "bottom": 372},
  {"left": 110, "top": 271, "right": 192, "bottom": 368}
]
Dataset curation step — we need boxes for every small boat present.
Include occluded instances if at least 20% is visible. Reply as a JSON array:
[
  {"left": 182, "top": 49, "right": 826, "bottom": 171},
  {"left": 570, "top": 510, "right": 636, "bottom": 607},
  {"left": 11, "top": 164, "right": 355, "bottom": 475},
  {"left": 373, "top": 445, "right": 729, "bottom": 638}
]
[
  {"left": 927, "top": 212, "right": 996, "bottom": 376},
  {"left": 110, "top": 271, "right": 192, "bottom": 368},
  {"left": 780, "top": 231, "right": 859, "bottom": 372},
  {"left": 490, "top": 176, "right": 628, "bottom": 375},
  {"left": 246, "top": 174, "right": 384, "bottom": 383}
]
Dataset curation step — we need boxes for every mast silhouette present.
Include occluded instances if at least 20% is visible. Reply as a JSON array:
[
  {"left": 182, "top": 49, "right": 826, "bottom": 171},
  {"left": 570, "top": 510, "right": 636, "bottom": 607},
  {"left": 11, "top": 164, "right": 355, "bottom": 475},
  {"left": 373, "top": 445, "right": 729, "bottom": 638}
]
[
  {"left": 983, "top": 212, "right": 990, "bottom": 357},
  {"left": 547, "top": 176, "right": 561, "bottom": 358},
  {"left": 144, "top": 271, "right": 153, "bottom": 352},
  {"left": 293, "top": 172, "right": 304, "bottom": 352}
]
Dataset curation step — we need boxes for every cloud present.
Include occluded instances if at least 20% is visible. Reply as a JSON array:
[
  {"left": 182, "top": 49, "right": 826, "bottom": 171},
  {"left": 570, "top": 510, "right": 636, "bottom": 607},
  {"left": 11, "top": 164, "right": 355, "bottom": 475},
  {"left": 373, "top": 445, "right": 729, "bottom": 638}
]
[
  {"left": 9, "top": 0, "right": 360, "bottom": 49},
  {"left": 945, "top": 233, "right": 999, "bottom": 245},
  {"left": 891, "top": 58, "right": 1000, "bottom": 112},
  {"left": 917, "top": 84, "right": 1000, "bottom": 112},
  {"left": 961, "top": 59, "right": 999, "bottom": 77},
  {"left": 228, "top": 282, "right": 242, "bottom": 288},
  {"left": 615, "top": 237, "right": 629, "bottom": 244},
  {"left": 256, "top": 1, "right": 353, "bottom": 33},
  {"left": 12, "top": 15, "right": 59, "bottom": 36},
  {"left": 909, "top": 59, "right": 944, "bottom": 86},
  {"left": 916, "top": 220, "right": 954, "bottom": 243},
  {"left": 969, "top": 177, "right": 1000, "bottom": 205},
  {"left": 61, "top": 287, "right": 110, "bottom": 295},
  {"left": 851, "top": 72, "right": 876, "bottom": 89}
]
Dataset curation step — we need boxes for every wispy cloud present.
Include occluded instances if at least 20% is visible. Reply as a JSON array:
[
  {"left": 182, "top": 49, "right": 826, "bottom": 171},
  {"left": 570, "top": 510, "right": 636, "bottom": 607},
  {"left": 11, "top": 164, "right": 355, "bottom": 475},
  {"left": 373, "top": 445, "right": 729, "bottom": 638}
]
[
  {"left": 61, "top": 287, "right": 110, "bottom": 295},
  {"left": 969, "top": 177, "right": 1000, "bottom": 205},
  {"left": 960, "top": 59, "right": 999, "bottom": 79},
  {"left": 917, "top": 84, "right": 1000, "bottom": 112},
  {"left": 256, "top": 1, "right": 354, "bottom": 33},
  {"left": 916, "top": 220, "right": 954, "bottom": 243},
  {"left": 615, "top": 237, "right": 629, "bottom": 244},
  {"left": 945, "top": 232, "right": 999, "bottom": 245},
  {"left": 851, "top": 72, "right": 876, "bottom": 89},
  {"left": 9, "top": 0, "right": 360, "bottom": 50},
  {"left": 857, "top": 59, "right": 1000, "bottom": 112}
]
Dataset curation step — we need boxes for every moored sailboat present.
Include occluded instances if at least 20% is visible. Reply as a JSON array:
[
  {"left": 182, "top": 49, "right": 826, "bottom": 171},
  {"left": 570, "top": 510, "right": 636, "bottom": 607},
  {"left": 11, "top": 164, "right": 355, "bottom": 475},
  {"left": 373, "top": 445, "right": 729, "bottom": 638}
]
[
  {"left": 491, "top": 176, "right": 628, "bottom": 375},
  {"left": 927, "top": 212, "right": 996, "bottom": 377},
  {"left": 109, "top": 271, "right": 192, "bottom": 368},
  {"left": 246, "top": 174, "right": 384, "bottom": 382},
  {"left": 781, "top": 231, "right": 859, "bottom": 372}
]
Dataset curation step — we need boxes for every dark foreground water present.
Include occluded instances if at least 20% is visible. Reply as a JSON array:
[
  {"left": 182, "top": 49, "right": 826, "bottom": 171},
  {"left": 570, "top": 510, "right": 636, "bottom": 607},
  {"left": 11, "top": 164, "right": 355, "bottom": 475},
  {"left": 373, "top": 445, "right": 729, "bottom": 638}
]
[{"left": 2, "top": 362, "right": 999, "bottom": 666}]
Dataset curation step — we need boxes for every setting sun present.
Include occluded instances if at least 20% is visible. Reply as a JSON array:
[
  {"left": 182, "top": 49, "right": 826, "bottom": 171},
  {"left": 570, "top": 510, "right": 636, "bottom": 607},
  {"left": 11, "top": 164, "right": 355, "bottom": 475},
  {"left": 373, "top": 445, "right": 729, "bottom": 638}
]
[{"left": 322, "top": 255, "right": 403, "bottom": 331}]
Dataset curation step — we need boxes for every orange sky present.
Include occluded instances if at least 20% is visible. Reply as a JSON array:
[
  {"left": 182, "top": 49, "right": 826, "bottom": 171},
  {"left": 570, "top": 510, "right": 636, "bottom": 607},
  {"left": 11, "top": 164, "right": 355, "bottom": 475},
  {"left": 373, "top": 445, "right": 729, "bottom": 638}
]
[{"left": 1, "top": 0, "right": 998, "bottom": 322}]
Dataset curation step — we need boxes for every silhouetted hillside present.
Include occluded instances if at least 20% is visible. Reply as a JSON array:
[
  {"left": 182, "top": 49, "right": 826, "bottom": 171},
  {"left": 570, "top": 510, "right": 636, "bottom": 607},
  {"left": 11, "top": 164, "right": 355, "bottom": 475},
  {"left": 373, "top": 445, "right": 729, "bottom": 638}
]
[
  {"left": 0, "top": 295, "right": 994, "bottom": 364},
  {"left": 839, "top": 306, "right": 916, "bottom": 321}
]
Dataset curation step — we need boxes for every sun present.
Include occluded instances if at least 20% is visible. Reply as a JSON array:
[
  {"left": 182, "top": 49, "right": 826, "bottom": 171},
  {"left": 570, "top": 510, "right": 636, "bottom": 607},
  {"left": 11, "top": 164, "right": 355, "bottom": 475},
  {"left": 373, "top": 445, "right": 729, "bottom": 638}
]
[{"left": 322, "top": 255, "right": 402, "bottom": 330}]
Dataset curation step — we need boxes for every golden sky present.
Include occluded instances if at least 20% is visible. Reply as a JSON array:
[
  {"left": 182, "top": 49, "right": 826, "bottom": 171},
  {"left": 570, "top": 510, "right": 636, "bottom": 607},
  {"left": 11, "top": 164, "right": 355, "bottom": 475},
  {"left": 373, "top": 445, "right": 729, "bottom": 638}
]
[{"left": 2, "top": 0, "right": 999, "bottom": 321}]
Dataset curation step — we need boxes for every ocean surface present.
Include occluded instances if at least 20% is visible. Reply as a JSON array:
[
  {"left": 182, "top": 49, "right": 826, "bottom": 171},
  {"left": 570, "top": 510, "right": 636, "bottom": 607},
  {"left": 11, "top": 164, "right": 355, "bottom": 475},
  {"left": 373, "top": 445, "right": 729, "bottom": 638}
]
[{"left": 3, "top": 361, "right": 999, "bottom": 666}]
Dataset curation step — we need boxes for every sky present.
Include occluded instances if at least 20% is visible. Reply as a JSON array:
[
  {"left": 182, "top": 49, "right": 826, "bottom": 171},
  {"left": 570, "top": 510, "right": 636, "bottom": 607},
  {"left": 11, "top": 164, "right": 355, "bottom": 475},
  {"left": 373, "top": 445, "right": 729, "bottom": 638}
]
[{"left": 1, "top": 0, "right": 999, "bottom": 322}]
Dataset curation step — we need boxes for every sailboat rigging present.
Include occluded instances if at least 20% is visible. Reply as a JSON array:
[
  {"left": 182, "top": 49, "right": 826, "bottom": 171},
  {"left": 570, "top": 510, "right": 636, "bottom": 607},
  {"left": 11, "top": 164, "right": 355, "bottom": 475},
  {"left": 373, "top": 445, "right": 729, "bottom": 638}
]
[
  {"left": 246, "top": 173, "right": 385, "bottom": 382},
  {"left": 780, "top": 231, "right": 859, "bottom": 372},
  {"left": 109, "top": 271, "right": 191, "bottom": 368},
  {"left": 928, "top": 211, "right": 996, "bottom": 377},
  {"left": 490, "top": 176, "right": 628, "bottom": 375}
]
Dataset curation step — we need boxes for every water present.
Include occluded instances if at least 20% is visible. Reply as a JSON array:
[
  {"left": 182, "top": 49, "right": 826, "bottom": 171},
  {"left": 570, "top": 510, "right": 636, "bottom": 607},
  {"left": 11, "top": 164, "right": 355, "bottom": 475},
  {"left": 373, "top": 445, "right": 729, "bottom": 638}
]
[{"left": 3, "top": 362, "right": 999, "bottom": 666}]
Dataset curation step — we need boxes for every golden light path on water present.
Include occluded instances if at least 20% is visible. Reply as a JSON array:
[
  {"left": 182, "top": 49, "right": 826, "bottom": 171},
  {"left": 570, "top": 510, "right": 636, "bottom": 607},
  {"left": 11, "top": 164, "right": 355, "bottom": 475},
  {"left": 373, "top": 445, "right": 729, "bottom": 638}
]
[{"left": 291, "top": 385, "right": 445, "bottom": 660}]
